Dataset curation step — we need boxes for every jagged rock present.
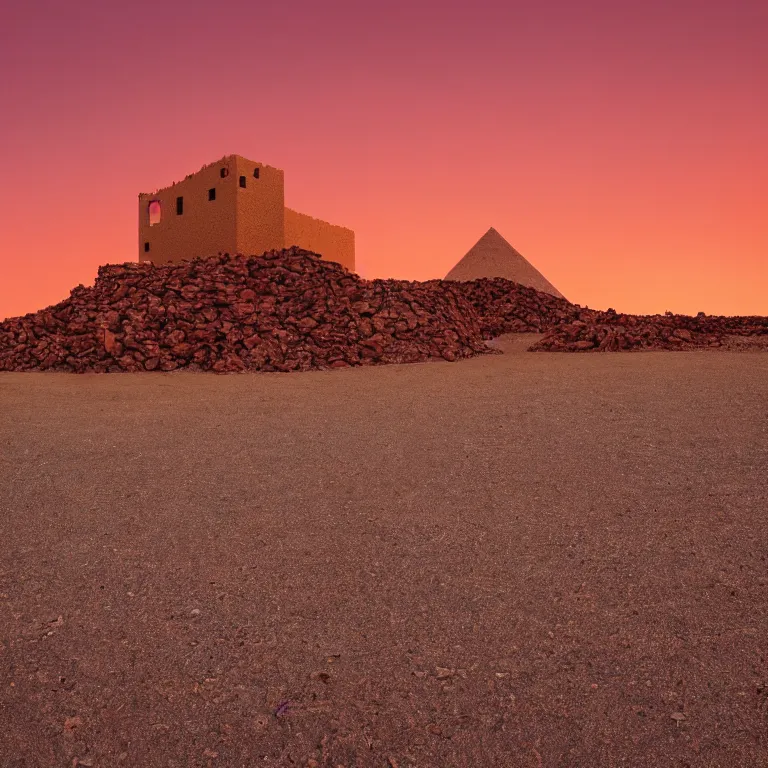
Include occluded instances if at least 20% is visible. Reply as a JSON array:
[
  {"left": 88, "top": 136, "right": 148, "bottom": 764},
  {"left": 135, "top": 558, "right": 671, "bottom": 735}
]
[
  {"left": 1, "top": 247, "right": 766, "bottom": 373},
  {"left": 0, "top": 247, "right": 500, "bottom": 374}
]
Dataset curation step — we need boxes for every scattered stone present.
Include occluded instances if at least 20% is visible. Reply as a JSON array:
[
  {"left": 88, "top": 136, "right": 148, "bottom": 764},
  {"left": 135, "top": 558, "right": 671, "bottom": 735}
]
[
  {"left": 0, "top": 248, "right": 495, "bottom": 373},
  {"left": 63, "top": 716, "right": 82, "bottom": 734},
  {"left": 1, "top": 247, "right": 765, "bottom": 373}
]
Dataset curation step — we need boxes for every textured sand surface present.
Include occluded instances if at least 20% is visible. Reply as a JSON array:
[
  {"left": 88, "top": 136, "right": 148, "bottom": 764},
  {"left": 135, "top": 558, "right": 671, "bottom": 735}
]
[{"left": 1, "top": 334, "right": 767, "bottom": 767}]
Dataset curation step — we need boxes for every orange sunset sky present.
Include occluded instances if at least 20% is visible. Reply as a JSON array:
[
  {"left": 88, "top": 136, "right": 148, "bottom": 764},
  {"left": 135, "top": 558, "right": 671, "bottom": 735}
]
[{"left": 1, "top": 0, "right": 765, "bottom": 321}]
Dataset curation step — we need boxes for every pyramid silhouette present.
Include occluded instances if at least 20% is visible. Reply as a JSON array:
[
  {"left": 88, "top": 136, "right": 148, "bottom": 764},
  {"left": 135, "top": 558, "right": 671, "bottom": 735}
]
[{"left": 444, "top": 227, "right": 567, "bottom": 301}]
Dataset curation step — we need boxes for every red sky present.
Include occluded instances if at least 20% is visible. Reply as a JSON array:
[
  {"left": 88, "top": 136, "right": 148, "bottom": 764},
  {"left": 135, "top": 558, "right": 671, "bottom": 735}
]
[{"left": 1, "top": 0, "right": 765, "bottom": 321}]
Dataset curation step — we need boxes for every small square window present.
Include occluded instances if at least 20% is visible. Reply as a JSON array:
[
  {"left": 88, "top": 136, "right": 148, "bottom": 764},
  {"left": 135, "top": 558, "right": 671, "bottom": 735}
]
[
  {"left": 253, "top": 167, "right": 259, "bottom": 179},
  {"left": 208, "top": 188, "right": 216, "bottom": 201},
  {"left": 239, "top": 176, "right": 246, "bottom": 188},
  {"left": 144, "top": 242, "right": 150, "bottom": 252},
  {"left": 176, "top": 196, "right": 183, "bottom": 214},
  {"left": 220, "top": 167, "right": 229, "bottom": 178}
]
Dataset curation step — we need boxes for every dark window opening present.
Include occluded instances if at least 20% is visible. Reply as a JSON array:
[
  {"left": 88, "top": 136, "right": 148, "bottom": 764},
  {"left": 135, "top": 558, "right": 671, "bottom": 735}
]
[
  {"left": 239, "top": 176, "right": 246, "bottom": 188},
  {"left": 208, "top": 188, "right": 216, "bottom": 201},
  {"left": 176, "top": 196, "right": 183, "bottom": 215},
  {"left": 148, "top": 200, "right": 161, "bottom": 225},
  {"left": 144, "top": 242, "right": 150, "bottom": 252},
  {"left": 220, "top": 167, "right": 229, "bottom": 178},
  {"left": 253, "top": 167, "right": 259, "bottom": 178}
]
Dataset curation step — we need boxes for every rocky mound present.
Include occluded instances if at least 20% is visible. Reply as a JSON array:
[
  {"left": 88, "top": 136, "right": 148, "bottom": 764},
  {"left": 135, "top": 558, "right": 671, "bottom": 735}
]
[
  {"left": 2, "top": 250, "right": 766, "bottom": 374},
  {"left": 526, "top": 309, "right": 768, "bottom": 352},
  {"left": 0, "top": 248, "right": 502, "bottom": 374},
  {"left": 441, "top": 278, "right": 767, "bottom": 352},
  {"left": 427, "top": 277, "right": 582, "bottom": 338}
]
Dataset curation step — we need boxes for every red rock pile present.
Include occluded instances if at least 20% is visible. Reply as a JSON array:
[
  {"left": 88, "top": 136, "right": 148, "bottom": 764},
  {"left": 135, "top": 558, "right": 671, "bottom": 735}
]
[
  {"left": 525, "top": 309, "right": 768, "bottom": 352},
  {"left": 443, "top": 278, "right": 767, "bottom": 352},
  {"left": 0, "top": 248, "right": 501, "bottom": 374},
  {"left": 1, "top": 249, "right": 765, "bottom": 374}
]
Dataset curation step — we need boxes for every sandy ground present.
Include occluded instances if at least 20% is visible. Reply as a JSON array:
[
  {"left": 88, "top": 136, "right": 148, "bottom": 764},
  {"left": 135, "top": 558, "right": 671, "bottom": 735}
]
[{"left": 1, "top": 334, "right": 767, "bottom": 767}]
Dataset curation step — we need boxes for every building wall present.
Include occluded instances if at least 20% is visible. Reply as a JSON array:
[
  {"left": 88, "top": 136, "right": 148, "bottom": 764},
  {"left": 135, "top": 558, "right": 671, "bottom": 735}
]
[
  {"left": 233, "top": 157, "right": 286, "bottom": 258},
  {"left": 139, "top": 155, "right": 355, "bottom": 272},
  {"left": 283, "top": 208, "right": 355, "bottom": 273},
  {"left": 138, "top": 156, "right": 239, "bottom": 265}
]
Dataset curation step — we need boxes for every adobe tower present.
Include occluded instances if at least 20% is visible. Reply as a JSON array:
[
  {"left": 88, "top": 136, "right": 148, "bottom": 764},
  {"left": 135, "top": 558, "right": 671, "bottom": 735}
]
[{"left": 138, "top": 155, "right": 355, "bottom": 272}]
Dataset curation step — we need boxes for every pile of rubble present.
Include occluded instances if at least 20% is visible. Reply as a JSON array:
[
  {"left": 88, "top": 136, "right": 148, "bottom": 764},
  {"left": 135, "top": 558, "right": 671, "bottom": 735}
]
[
  {"left": 1, "top": 249, "right": 765, "bottom": 374},
  {"left": 0, "top": 248, "right": 501, "bottom": 373},
  {"left": 442, "top": 278, "right": 767, "bottom": 351},
  {"left": 525, "top": 309, "right": 768, "bottom": 351}
]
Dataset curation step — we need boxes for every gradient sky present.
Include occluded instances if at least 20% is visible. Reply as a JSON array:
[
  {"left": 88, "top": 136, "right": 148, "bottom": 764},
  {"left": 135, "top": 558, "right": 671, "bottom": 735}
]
[{"left": 1, "top": 0, "right": 765, "bottom": 321}]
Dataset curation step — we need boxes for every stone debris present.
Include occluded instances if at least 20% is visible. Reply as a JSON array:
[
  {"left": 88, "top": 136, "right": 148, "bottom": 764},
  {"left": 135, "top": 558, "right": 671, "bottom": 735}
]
[
  {"left": 445, "top": 278, "right": 768, "bottom": 351},
  {"left": 0, "top": 247, "right": 495, "bottom": 373},
  {"left": 0, "top": 247, "right": 765, "bottom": 373}
]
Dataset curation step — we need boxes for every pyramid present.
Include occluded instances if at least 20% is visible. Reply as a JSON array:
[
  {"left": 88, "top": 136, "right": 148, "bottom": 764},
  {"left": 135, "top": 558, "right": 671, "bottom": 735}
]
[{"left": 444, "top": 227, "right": 567, "bottom": 301}]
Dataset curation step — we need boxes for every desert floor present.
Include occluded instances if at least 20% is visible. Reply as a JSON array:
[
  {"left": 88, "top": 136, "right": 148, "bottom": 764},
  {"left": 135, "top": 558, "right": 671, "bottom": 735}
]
[{"left": 1, "top": 334, "right": 767, "bottom": 767}]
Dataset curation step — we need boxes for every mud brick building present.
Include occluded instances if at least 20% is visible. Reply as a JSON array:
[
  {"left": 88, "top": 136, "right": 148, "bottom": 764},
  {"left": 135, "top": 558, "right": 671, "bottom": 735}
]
[{"left": 138, "top": 155, "right": 355, "bottom": 272}]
